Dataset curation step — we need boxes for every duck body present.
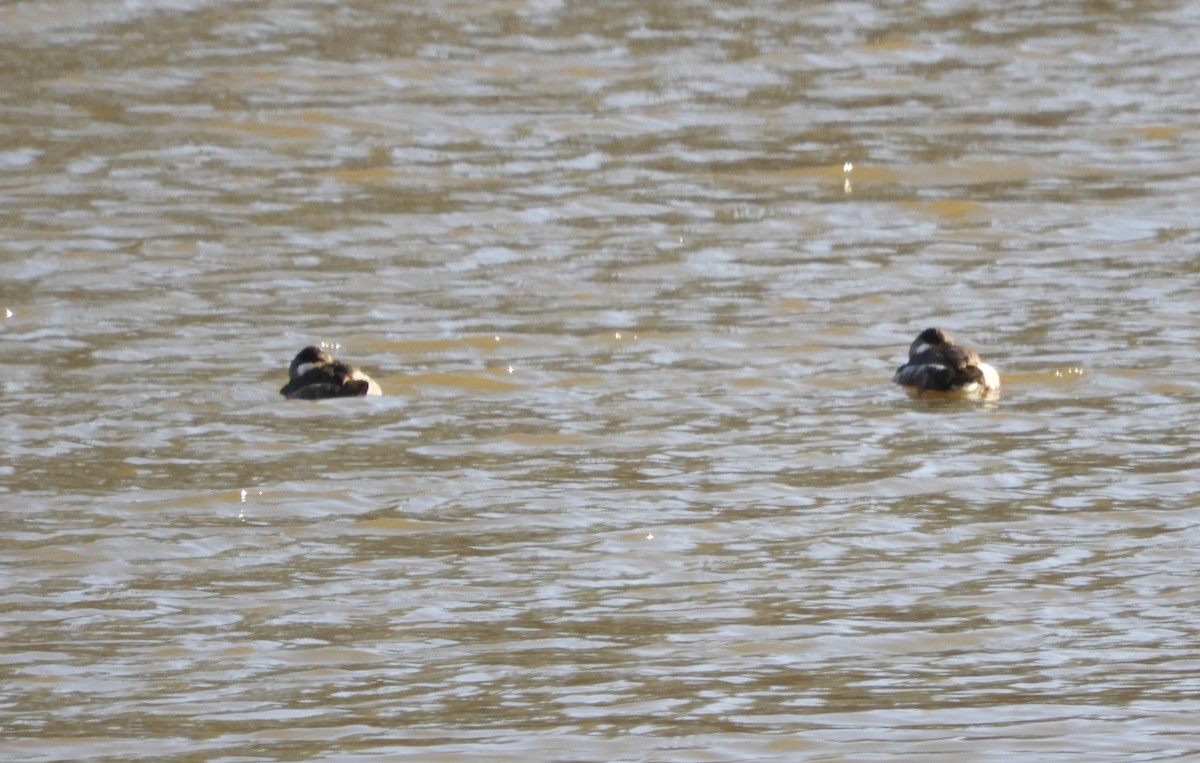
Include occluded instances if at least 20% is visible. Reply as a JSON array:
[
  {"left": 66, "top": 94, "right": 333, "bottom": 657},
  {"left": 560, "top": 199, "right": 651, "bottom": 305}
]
[
  {"left": 892, "top": 328, "right": 999, "bottom": 397},
  {"left": 280, "top": 346, "right": 382, "bottom": 399}
]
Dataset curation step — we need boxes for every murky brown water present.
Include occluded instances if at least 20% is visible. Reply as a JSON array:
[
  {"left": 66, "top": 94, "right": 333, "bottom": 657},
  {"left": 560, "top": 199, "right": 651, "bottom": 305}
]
[{"left": 5, "top": 1, "right": 1200, "bottom": 760}]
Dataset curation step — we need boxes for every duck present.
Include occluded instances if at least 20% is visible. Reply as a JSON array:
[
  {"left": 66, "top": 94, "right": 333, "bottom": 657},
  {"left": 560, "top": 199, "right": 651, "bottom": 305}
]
[
  {"left": 892, "top": 328, "right": 1000, "bottom": 397},
  {"left": 280, "top": 346, "right": 382, "bottom": 399}
]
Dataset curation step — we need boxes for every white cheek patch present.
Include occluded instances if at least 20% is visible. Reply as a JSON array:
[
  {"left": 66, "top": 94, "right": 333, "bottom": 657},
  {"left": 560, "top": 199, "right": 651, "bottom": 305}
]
[{"left": 294, "top": 362, "right": 316, "bottom": 377}]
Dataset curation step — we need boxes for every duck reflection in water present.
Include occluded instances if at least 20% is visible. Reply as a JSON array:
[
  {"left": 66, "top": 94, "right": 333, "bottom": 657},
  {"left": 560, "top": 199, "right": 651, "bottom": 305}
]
[
  {"left": 893, "top": 328, "right": 1000, "bottom": 399},
  {"left": 280, "top": 346, "right": 382, "bottom": 399}
]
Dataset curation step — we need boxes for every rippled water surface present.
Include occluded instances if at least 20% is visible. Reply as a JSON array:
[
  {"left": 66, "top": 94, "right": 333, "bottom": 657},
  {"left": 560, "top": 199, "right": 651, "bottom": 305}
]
[{"left": 5, "top": 1, "right": 1200, "bottom": 760}]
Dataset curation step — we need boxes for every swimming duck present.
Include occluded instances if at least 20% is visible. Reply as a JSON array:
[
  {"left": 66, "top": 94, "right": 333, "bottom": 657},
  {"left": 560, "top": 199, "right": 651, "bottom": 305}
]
[
  {"left": 280, "top": 346, "right": 382, "bottom": 399},
  {"left": 892, "top": 328, "right": 1000, "bottom": 397}
]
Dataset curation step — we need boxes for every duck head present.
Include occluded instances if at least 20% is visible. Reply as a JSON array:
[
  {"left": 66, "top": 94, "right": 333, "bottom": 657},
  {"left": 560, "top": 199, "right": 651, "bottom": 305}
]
[
  {"left": 288, "top": 346, "right": 334, "bottom": 380},
  {"left": 908, "top": 327, "right": 952, "bottom": 360}
]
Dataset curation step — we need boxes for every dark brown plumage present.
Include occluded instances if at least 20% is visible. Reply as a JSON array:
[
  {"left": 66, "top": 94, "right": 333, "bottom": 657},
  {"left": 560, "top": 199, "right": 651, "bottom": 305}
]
[
  {"left": 280, "top": 346, "right": 381, "bottom": 399},
  {"left": 892, "top": 328, "right": 1000, "bottom": 396}
]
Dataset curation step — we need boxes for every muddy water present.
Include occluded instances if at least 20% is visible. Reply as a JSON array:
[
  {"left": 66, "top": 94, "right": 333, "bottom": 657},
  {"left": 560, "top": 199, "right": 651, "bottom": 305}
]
[{"left": 4, "top": 1, "right": 1200, "bottom": 760}]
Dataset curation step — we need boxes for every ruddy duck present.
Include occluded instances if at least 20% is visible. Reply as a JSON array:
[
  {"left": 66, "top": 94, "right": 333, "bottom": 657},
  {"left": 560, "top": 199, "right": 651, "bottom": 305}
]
[
  {"left": 280, "top": 346, "right": 382, "bottom": 399},
  {"left": 892, "top": 328, "right": 1000, "bottom": 397}
]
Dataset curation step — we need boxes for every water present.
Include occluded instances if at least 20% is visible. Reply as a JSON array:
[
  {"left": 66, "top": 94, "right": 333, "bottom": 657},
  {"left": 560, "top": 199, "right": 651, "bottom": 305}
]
[{"left": 4, "top": 1, "right": 1200, "bottom": 760}]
